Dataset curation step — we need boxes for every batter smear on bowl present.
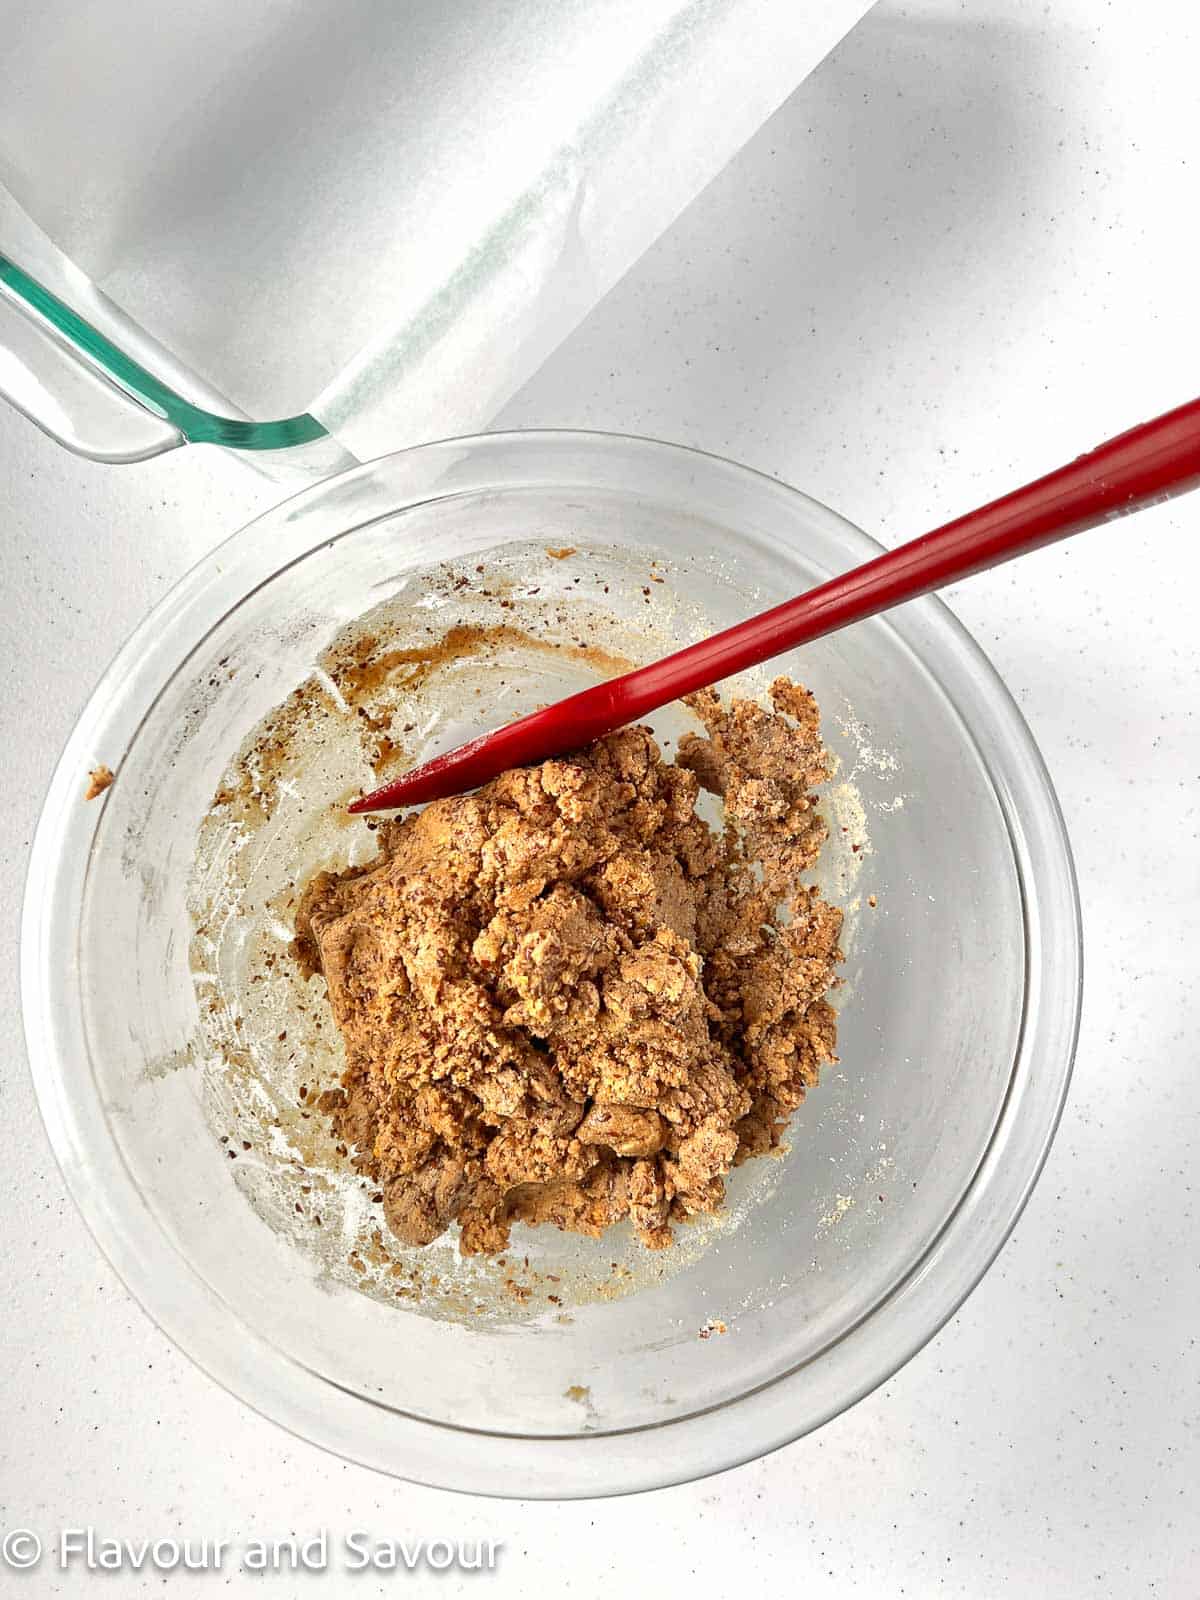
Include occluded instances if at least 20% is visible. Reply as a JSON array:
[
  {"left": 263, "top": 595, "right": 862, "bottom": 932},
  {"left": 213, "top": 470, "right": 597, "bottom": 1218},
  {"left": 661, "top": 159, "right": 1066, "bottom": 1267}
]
[{"left": 294, "top": 678, "right": 842, "bottom": 1255}]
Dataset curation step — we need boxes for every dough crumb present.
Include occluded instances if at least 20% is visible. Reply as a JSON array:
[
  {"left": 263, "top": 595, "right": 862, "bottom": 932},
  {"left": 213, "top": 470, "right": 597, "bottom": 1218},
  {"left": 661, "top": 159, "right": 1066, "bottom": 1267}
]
[
  {"left": 295, "top": 677, "right": 842, "bottom": 1256},
  {"left": 545, "top": 546, "right": 577, "bottom": 560},
  {"left": 84, "top": 765, "right": 114, "bottom": 800}
]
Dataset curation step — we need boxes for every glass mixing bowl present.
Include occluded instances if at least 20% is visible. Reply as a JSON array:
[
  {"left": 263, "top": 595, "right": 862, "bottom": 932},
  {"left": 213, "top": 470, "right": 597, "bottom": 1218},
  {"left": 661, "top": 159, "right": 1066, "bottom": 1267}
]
[{"left": 21, "top": 432, "right": 1080, "bottom": 1497}]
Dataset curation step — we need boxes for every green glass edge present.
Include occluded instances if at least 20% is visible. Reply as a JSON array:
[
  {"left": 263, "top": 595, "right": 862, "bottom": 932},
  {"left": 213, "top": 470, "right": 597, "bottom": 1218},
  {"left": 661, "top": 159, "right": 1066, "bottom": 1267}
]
[{"left": 0, "top": 253, "right": 327, "bottom": 449}]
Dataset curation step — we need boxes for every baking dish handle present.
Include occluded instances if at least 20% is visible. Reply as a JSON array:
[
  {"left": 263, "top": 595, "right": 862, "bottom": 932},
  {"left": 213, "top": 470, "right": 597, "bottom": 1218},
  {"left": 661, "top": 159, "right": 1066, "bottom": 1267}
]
[
  {"left": 0, "top": 253, "right": 328, "bottom": 460},
  {"left": 0, "top": 261, "right": 180, "bottom": 461}
]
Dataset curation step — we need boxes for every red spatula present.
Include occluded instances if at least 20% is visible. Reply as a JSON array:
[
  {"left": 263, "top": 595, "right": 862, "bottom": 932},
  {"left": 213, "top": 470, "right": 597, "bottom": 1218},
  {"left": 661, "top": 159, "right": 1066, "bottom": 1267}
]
[{"left": 350, "top": 396, "right": 1200, "bottom": 814}]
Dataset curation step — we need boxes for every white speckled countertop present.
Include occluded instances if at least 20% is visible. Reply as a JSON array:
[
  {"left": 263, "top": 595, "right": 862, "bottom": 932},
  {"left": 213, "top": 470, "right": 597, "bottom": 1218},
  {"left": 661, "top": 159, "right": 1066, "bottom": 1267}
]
[{"left": 2, "top": 1, "right": 1197, "bottom": 1592}]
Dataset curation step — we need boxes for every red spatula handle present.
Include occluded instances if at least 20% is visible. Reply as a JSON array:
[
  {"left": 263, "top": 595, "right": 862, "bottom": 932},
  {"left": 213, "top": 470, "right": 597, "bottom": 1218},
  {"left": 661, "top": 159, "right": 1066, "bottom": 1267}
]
[{"left": 351, "top": 396, "right": 1200, "bottom": 812}]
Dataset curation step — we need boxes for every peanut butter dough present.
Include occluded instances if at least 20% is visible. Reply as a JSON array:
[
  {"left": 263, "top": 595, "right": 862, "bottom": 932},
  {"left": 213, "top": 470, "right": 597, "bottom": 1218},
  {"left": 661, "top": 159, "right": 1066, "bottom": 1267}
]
[
  {"left": 84, "top": 764, "right": 114, "bottom": 800},
  {"left": 295, "top": 678, "right": 842, "bottom": 1255}
]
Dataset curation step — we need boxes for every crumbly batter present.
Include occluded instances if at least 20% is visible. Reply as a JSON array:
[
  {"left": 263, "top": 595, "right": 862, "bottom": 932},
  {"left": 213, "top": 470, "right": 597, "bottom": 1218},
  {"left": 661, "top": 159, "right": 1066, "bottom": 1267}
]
[
  {"left": 85, "top": 764, "right": 114, "bottom": 800},
  {"left": 294, "top": 678, "right": 842, "bottom": 1255}
]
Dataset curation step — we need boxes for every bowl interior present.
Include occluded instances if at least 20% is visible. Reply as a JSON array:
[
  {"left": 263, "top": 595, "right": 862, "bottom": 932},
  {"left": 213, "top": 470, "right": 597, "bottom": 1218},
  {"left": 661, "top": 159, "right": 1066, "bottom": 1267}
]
[{"left": 75, "top": 467, "right": 1017, "bottom": 1433}]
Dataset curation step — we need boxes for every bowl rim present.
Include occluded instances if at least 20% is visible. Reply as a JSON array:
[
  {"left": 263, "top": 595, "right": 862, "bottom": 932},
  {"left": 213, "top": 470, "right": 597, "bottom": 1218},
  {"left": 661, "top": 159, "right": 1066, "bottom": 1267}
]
[{"left": 21, "top": 428, "right": 1082, "bottom": 1498}]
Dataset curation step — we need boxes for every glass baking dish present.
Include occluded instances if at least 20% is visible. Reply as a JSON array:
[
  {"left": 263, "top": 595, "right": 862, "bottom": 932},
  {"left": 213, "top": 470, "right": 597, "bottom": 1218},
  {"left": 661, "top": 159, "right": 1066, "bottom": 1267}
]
[{"left": 0, "top": 0, "right": 873, "bottom": 463}]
